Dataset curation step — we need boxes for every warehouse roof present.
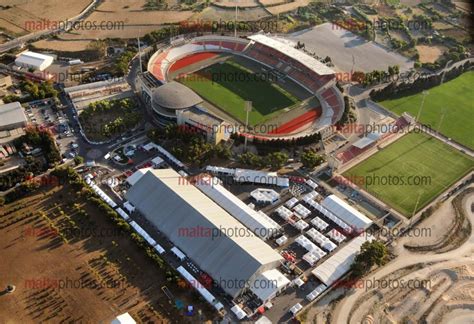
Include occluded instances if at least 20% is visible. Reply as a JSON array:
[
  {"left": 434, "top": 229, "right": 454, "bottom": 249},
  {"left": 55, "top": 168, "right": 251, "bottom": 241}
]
[
  {"left": 152, "top": 81, "right": 202, "bottom": 109},
  {"left": 125, "top": 169, "right": 283, "bottom": 297},
  {"left": 0, "top": 102, "right": 27, "bottom": 129},
  {"left": 15, "top": 51, "right": 54, "bottom": 70}
]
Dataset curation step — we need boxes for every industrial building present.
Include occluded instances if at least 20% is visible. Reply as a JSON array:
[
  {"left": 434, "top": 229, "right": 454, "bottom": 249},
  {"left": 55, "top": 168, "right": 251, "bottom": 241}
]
[
  {"left": 15, "top": 51, "right": 54, "bottom": 71},
  {"left": 0, "top": 102, "right": 27, "bottom": 131},
  {"left": 125, "top": 168, "right": 284, "bottom": 298}
]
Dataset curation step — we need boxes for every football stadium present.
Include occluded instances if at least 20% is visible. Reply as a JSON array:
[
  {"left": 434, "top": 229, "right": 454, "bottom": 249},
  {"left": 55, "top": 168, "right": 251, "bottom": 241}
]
[{"left": 137, "top": 34, "right": 344, "bottom": 142}]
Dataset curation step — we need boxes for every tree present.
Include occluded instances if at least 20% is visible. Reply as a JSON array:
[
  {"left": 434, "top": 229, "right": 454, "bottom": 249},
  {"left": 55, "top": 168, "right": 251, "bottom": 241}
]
[
  {"left": 266, "top": 152, "right": 288, "bottom": 169},
  {"left": 301, "top": 150, "right": 323, "bottom": 169},
  {"left": 351, "top": 240, "right": 388, "bottom": 277},
  {"left": 74, "top": 155, "right": 84, "bottom": 166}
]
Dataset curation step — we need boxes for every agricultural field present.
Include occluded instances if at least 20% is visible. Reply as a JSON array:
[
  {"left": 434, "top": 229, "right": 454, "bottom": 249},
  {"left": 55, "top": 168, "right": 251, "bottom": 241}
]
[
  {"left": 0, "top": 173, "right": 215, "bottom": 323},
  {"left": 343, "top": 132, "right": 474, "bottom": 217},
  {"left": 178, "top": 60, "right": 300, "bottom": 125},
  {"left": 379, "top": 72, "right": 474, "bottom": 149}
]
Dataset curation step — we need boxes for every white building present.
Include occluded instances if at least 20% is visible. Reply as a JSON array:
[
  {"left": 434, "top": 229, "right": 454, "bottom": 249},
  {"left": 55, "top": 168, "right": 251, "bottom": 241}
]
[{"left": 15, "top": 51, "right": 54, "bottom": 71}]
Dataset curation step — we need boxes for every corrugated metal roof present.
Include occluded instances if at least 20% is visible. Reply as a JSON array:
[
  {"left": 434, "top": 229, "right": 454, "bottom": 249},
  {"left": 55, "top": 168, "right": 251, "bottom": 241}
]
[
  {"left": 125, "top": 169, "right": 283, "bottom": 297},
  {"left": 0, "top": 102, "right": 27, "bottom": 129}
]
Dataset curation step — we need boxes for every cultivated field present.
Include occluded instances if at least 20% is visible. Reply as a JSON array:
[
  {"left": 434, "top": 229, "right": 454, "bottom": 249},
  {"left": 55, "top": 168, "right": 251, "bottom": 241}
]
[
  {"left": 178, "top": 59, "right": 300, "bottom": 125},
  {"left": 0, "top": 181, "right": 215, "bottom": 323},
  {"left": 343, "top": 132, "right": 474, "bottom": 216},
  {"left": 0, "top": 0, "right": 91, "bottom": 37},
  {"left": 380, "top": 72, "right": 474, "bottom": 149}
]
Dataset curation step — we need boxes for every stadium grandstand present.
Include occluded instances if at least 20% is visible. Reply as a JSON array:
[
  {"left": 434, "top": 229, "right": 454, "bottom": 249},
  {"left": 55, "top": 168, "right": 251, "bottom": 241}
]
[{"left": 138, "top": 33, "right": 344, "bottom": 141}]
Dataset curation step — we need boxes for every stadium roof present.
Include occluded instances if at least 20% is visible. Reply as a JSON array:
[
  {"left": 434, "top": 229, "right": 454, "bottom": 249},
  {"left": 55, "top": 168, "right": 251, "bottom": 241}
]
[
  {"left": 152, "top": 81, "right": 202, "bottom": 109},
  {"left": 248, "top": 34, "right": 335, "bottom": 76},
  {"left": 311, "top": 234, "right": 373, "bottom": 286},
  {"left": 125, "top": 169, "right": 283, "bottom": 297},
  {"left": 322, "top": 195, "right": 373, "bottom": 230},
  {"left": 195, "top": 175, "right": 281, "bottom": 239},
  {"left": 0, "top": 102, "right": 27, "bottom": 129}
]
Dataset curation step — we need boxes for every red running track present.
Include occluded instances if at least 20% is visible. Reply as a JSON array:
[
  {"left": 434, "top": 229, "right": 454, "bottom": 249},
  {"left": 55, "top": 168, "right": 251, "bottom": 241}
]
[
  {"left": 268, "top": 107, "right": 322, "bottom": 134},
  {"left": 168, "top": 52, "right": 218, "bottom": 73}
]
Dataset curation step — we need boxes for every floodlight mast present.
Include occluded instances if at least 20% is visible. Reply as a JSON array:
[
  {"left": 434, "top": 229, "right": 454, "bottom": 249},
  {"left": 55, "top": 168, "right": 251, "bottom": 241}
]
[{"left": 244, "top": 101, "right": 252, "bottom": 152}]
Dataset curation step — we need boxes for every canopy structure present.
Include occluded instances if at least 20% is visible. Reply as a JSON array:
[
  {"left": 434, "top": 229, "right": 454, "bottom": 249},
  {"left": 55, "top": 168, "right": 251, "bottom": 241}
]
[
  {"left": 327, "top": 228, "right": 346, "bottom": 244},
  {"left": 130, "top": 221, "right": 157, "bottom": 247},
  {"left": 285, "top": 197, "right": 299, "bottom": 209},
  {"left": 305, "top": 179, "right": 318, "bottom": 189},
  {"left": 289, "top": 303, "right": 303, "bottom": 315},
  {"left": 311, "top": 234, "right": 374, "bottom": 286},
  {"left": 293, "top": 204, "right": 311, "bottom": 219},
  {"left": 196, "top": 176, "right": 281, "bottom": 239},
  {"left": 276, "top": 235, "right": 288, "bottom": 246},
  {"left": 275, "top": 206, "right": 293, "bottom": 221},
  {"left": 171, "top": 246, "right": 186, "bottom": 261},
  {"left": 250, "top": 188, "right": 280, "bottom": 204},
  {"left": 250, "top": 269, "right": 290, "bottom": 303},
  {"left": 231, "top": 305, "right": 247, "bottom": 320},
  {"left": 306, "top": 284, "right": 327, "bottom": 301},
  {"left": 322, "top": 195, "right": 373, "bottom": 231},
  {"left": 306, "top": 228, "right": 337, "bottom": 252},
  {"left": 311, "top": 217, "right": 329, "bottom": 231},
  {"left": 115, "top": 208, "right": 130, "bottom": 221}
]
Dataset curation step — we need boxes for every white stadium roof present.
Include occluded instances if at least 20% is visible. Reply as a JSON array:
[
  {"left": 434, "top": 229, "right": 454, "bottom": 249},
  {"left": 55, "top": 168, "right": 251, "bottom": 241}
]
[
  {"left": 311, "top": 234, "right": 374, "bottom": 286},
  {"left": 248, "top": 34, "right": 335, "bottom": 76},
  {"left": 322, "top": 195, "right": 373, "bottom": 231},
  {"left": 125, "top": 169, "right": 283, "bottom": 297}
]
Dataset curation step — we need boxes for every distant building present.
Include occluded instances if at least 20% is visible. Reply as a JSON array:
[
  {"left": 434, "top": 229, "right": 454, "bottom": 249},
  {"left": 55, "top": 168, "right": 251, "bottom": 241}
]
[
  {"left": 0, "top": 102, "right": 27, "bottom": 131},
  {"left": 0, "top": 73, "right": 12, "bottom": 89},
  {"left": 111, "top": 313, "right": 136, "bottom": 324},
  {"left": 15, "top": 51, "right": 54, "bottom": 71}
]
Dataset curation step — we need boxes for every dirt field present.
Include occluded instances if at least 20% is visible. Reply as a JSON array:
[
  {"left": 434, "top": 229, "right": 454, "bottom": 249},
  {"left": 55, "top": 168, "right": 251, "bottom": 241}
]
[
  {"left": 0, "top": 0, "right": 91, "bottom": 36},
  {"left": 213, "top": 0, "right": 259, "bottom": 8},
  {"left": 58, "top": 0, "right": 194, "bottom": 40},
  {"left": 265, "top": 0, "right": 310, "bottom": 15},
  {"left": 416, "top": 44, "right": 447, "bottom": 63},
  {"left": 0, "top": 182, "right": 215, "bottom": 323},
  {"left": 32, "top": 39, "right": 93, "bottom": 52}
]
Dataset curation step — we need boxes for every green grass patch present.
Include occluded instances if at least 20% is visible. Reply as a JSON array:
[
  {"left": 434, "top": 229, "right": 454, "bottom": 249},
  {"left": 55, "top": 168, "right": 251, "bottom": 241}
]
[
  {"left": 379, "top": 72, "right": 474, "bottom": 149},
  {"left": 343, "top": 132, "right": 474, "bottom": 217},
  {"left": 177, "top": 60, "right": 300, "bottom": 125}
]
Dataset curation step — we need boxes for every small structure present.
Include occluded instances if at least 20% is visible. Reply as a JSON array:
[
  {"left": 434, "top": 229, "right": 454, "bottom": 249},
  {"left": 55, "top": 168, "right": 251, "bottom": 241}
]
[{"left": 111, "top": 313, "right": 136, "bottom": 324}]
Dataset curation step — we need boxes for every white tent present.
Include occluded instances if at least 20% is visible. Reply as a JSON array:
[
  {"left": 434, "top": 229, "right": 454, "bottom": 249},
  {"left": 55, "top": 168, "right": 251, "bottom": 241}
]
[
  {"left": 306, "top": 228, "right": 337, "bottom": 252},
  {"left": 293, "top": 204, "right": 311, "bottom": 219},
  {"left": 322, "top": 195, "right": 372, "bottom": 231},
  {"left": 305, "top": 179, "right": 318, "bottom": 189},
  {"left": 293, "top": 219, "right": 309, "bottom": 231},
  {"left": 285, "top": 197, "right": 299, "bottom": 209},
  {"left": 327, "top": 228, "right": 346, "bottom": 244},
  {"left": 276, "top": 235, "right": 288, "bottom": 246},
  {"left": 250, "top": 269, "right": 290, "bottom": 302},
  {"left": 231, "top": 305, "right": 247, "bottom": 320},
  {"left": 171, "top": 246, "right": 186, "bottom": 261},
  {"left": 111, "top": 312, "right": 136, "bottom": 324},
  {"left": 312, "top": 234, "right": 374, "bottom": 286},
  {"left": 275, "top": 206, "right": 293, "bottom": 221},
  {"left": 311, "top": 217, "right": 329, "bottom": 231},
  {"left": 115, "top": 208, "right": 130, "bottom": 221},
  {"left": 290, "top": 303, "right": 303, "bottom": 315},
  {"left": 306, "top": 284, "right": 327, "bottom": 301}
]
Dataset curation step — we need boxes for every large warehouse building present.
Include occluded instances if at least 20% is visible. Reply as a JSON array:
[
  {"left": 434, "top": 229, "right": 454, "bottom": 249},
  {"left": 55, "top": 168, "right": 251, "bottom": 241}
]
[
  {"left": 125, "top": 169, "right": 284, "bottom": 298},
  {"left": 0, "top": 102, "right": 27, "bottom": 131},
  {"left": 15, "top": 51, "right": 54, "bottom": 71}
]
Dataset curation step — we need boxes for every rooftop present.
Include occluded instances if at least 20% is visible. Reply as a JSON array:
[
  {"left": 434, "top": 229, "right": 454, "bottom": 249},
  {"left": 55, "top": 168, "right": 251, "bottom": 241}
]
[
  {"left": 152, "top": 81, "right": 202, "bottom": 109},
  {"left": 0, "top": 102, "right": 27, "bottom": 129}
]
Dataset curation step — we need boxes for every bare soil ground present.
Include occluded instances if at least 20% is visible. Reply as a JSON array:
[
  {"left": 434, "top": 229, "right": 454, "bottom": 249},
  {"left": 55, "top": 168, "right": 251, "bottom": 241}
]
[
  {"left": 0, "top": 0, "right": 91, "bottom": 36},
  {"left": 416, "top": 44, "right": 447, "bottom": 63},
  {"left": 213, "top": 0, "right": 259, "bottom": 8},
  {"left": 0, "top": 184, "right": 215, "bottom": 323},
  {"left": 32, "top": 39, "right": 93, "bottom": 52},
  {"left": 265, "top": 0, "right": 310, "bottom": 15}
]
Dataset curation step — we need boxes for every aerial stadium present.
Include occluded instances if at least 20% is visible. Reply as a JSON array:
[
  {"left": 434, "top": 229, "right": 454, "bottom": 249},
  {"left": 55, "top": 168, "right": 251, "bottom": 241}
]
[{"left": 137, "top": 34, "right": 344, "bottom": 142}]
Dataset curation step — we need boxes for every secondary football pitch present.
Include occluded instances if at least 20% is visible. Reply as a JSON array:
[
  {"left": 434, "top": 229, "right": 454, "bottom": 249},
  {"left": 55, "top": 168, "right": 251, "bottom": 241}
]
[
  {"left": 379, "top": 71, "right": 474, "bottom": 149},
  {"left": 177, "top": 60, "right": 300, "bottom": 126},
  {"left": 343, "top": 132, "right": 474, "bottom": 217}
]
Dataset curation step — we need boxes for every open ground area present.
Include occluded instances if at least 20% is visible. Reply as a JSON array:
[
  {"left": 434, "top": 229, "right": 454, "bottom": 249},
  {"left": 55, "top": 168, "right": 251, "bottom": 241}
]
[
  {"left": 380, "top": 72, "right": 474, "bottom": 149},
  {"left": 285, "top": 23, "right": 414, "bottom": 73},
  {"left": 0, "top": 181, "right": 215, "bottom": 323},
  {"left": 343, "top": 132, "right": 474, "bottom": 216},
  {"left": 178, "top": 59, "right": 300, "bottom": 126}
]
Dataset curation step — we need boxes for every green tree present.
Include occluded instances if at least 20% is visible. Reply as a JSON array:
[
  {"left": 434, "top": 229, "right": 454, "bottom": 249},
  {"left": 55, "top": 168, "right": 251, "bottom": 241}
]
[
  {"left": 74, "top": 155, "right": 84, "bottom": 166},
  {"left": 301, "top": 150, "right": 324, "bottom": 169},
  {"left": 351, "top": 240, "right": 388, "bottom": 277}
]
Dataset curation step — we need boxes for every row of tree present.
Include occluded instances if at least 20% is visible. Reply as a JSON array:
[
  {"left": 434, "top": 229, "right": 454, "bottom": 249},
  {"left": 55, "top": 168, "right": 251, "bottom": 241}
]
[{"left": 370, "top": 62, "right": 472, "bottom": 101}]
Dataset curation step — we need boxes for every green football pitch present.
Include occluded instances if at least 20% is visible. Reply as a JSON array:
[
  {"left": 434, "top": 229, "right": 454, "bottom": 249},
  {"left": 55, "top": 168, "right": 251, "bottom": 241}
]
[
  {"left": 177, "top": 60, "right": 300, "bottom": 126},
  {"left": 379, "top": 71, "right": 474, "bottom": 149},
  {"left": 343, "top": 132, "right": 474, "bottom": 217}
]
